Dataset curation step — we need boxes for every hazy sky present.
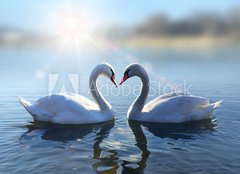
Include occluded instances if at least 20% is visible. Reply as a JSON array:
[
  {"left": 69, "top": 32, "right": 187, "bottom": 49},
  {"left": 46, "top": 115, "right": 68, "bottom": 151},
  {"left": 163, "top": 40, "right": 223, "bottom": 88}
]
[{"left": 0, "top": 0, "right": 240, "bottom": 32}]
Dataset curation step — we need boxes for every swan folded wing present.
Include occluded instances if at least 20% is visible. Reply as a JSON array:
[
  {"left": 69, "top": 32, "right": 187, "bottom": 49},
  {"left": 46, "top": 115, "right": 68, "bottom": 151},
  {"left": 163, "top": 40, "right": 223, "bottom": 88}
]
[
  {"left": 144, "top": 93, "right": 189, "bottom": 111},
  {"left": 34, "top": 94, "right": 99, "bottom": 117},
  {"left": 143, "top": 95, "right": 211, "bottom": 122},
  {"left": 144, "top": 96, "right": 212, "bottom": 123},
  {"left": 67, "top": 93, "right": 99, "bottom": 110},
  {"left": 157, "top": 92, "right": 189, "bottom": 100}
]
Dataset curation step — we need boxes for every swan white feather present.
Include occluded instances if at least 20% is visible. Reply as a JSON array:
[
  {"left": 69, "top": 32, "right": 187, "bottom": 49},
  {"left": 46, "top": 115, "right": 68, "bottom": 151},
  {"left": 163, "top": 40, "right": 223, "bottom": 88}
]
[
  {"left": 19, "top": 63, "right": 117, "bottom": 124},
  {"left": 120, "top": 64, "right": 222, "bottom": 123}
]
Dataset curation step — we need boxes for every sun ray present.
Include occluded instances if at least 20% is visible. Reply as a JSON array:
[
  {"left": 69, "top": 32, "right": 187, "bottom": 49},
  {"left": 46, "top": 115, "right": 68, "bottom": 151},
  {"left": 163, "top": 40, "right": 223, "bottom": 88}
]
[{"left": 48, "top": 5, "right": 96, "bottom": 51}]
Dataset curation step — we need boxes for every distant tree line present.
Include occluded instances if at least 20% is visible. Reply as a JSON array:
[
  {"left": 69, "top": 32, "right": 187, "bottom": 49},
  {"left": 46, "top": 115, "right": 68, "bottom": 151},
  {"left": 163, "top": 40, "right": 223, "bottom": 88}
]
[{"left": 106, "top": 8, "right": 240, "bottom": 39}]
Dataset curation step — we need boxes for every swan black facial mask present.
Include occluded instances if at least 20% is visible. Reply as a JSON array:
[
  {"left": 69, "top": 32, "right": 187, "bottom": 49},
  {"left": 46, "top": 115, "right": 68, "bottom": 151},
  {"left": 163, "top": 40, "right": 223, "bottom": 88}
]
[{"left": 110, "top": 69, "right": 117, "bottom": 87}]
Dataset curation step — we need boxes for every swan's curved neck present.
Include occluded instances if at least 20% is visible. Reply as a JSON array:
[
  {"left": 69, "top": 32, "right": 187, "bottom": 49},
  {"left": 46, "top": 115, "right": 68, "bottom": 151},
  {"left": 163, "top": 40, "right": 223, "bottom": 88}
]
[
  {"left": 130, "top": 70, "right": 149, "bottom": 115},
  {"left": 89, "top": 69, "right": 111, "bottom": 112}
]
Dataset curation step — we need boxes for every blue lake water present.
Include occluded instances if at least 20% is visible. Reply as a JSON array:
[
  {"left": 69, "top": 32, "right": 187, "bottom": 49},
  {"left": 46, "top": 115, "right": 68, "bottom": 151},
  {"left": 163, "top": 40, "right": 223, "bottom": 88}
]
[{"left": 0, "top": 47, "right": 240, "bottom": 173}]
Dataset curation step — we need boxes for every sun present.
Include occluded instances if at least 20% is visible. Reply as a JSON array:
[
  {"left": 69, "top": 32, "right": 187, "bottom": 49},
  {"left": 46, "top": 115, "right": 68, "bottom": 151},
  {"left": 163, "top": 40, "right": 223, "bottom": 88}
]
[{"left": 51, "top": 7, "right": 94, "bottom": 51}]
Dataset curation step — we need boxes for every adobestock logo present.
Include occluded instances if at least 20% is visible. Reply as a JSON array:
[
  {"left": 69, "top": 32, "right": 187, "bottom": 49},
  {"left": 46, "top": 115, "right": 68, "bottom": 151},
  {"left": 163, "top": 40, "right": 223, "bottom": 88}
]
[
  {"left": 48, "top": 73, "right": 192, "bottom": 97},
  {"left": 48, "top": 73, "right": 80, "bottom": 95}
]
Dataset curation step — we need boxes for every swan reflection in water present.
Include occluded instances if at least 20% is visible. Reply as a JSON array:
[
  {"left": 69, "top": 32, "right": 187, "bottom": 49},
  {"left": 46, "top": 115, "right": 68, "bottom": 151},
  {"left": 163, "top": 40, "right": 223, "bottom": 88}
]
[
  {"left": 122, "top": 119, "right": 217, "bottom": 174},
  {"left": 20, "top": 120, "right": 119, "bottom": 173},
  {"left": 20, "top": 119, "right": 216, "bottom": 174}
]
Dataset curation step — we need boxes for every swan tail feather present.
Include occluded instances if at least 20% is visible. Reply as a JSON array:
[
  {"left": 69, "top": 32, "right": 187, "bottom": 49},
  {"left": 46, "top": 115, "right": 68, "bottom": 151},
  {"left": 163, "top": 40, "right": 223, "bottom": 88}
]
[
  {"left": 211, "top": 100, "right": 223, "bottom": 109},
  {"left": 19, "top": 96, "right": 34, "bottom": 115}
]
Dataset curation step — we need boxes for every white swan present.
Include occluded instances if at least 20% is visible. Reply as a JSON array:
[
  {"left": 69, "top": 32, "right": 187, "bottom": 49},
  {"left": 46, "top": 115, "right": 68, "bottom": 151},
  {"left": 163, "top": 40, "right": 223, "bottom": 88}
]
[
  {"left": 19, "top": 63, "right": 117, "bottom": 124},
  {"left": 120, "top": 64, "right": 222, "bottom": 123}
]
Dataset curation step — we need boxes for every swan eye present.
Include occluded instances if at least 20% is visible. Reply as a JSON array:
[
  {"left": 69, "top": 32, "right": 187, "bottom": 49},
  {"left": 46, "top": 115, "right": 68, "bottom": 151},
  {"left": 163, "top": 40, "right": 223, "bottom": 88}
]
[{"left": 125, "top": 69, "right": 130, "bottom": 76}]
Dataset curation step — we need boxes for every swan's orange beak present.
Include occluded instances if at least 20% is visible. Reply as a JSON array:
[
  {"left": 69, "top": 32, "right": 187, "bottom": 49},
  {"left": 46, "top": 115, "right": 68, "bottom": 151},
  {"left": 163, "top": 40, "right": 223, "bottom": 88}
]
[
  {"left": 111, "top": 75, "right": 118, "bottom": 87},
  {"left": 119, "top": 74, "right": 128, "bottom": 85}
]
